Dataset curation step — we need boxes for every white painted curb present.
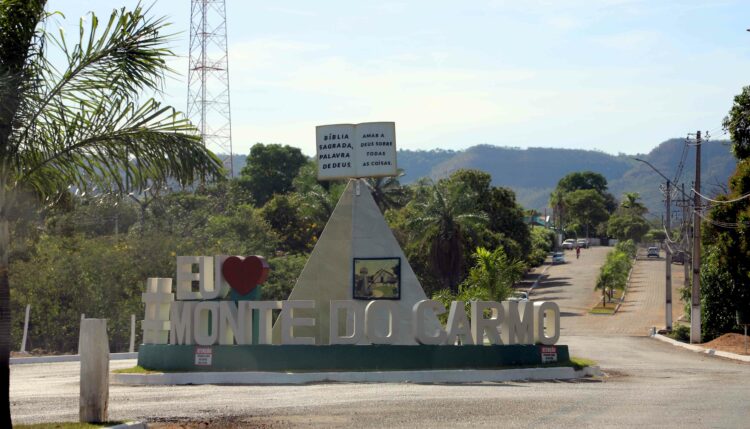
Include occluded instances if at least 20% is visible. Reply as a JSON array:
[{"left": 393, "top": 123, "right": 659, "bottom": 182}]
[
  {"left": 112, "top": 365, "right": 602, "bottom": 386},
  {"left": 10, "top": 352, "right": 137, "bottom": 365},
  {"left": 651, "top": 333, "right": 750, "bottom": 363}
]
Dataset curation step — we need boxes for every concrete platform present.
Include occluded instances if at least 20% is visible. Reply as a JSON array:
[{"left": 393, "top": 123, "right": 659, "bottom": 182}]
[{"left": 112, "top": 365, "right": 602, "bottom": 385}]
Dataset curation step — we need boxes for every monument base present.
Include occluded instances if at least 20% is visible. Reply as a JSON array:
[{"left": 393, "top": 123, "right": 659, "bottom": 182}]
[{"left": 137, "top": 344, "right": 570, "bottom": 372}]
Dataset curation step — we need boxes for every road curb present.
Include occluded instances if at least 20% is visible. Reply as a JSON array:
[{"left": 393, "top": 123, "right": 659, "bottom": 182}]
[
  {"left": 10, "top": 352, "right": 137, "bottom": 365},
  {"left": 651, "top": 332, "right": 750, "bottom": 363},
  {"left": 108, "top": 422, "right": 147, "bottom": 429},
  {"left": 526, "top": 263, "right": 552, "bottom": 295},
  {"left": 613, "top": 257, "right": 636, "bottom": 314},
  {"left": 112, "top": 365, "right": 601, "bottom": 385}
]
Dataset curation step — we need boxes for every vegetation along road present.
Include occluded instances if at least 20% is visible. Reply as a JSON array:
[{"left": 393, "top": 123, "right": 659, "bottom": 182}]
[{"left": 11, "top": 245, "right": 750, "bottom": 428}]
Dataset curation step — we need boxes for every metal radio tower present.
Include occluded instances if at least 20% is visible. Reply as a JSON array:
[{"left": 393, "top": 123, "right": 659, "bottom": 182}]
[{"left": 187, "top": 0, "right": 234, "bottom": 177}]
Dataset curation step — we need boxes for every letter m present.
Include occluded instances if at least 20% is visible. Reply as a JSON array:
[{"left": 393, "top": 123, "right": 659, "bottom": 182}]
[
  {"left": 503, "top": 301, "right": 534, "bottom": 344},
  {"left": 170, "top": 302, "right": 193, "bottom": 345}
]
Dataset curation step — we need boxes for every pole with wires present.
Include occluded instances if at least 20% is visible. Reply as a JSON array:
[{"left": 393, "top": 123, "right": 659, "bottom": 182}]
[
  {"left": 691, "top": 131, "right": 702, "bottom": 343},
  {"left": 665, "top": 180, "right": 672, "bottom": 331}
]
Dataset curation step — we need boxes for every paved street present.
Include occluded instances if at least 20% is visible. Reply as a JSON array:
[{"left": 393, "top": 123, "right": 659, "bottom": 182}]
[
  {"left": 11, "top": 246, "right": 750, "bottom": 428},
  {"left": 532, "top": 246, "right": 685, "bottom": 335}
]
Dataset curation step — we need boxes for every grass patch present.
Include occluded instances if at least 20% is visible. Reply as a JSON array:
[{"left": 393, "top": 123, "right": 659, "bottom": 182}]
[
  {"left": 569, "top": 356, "right": 597, "bottom": 370},
  {"left": 589, "top": 288, "right": 624, "bottom": 314},
  {"left": 113, "top": 365, "right": 159, "bottom": 374},
  {"left": 17, "top": 422, "right": 123, "bottom": 429}
]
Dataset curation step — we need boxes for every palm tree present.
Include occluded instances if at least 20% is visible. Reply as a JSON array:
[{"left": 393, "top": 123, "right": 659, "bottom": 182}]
[
  {"left": 365, "top": 169, "right": 408, "bottom": 212},
  {"left": 620, "top": 192, "right": 648, "bottom": 216},
  {"left": 0, "top": 3, "right": 222, "bottom": 425},
  {"left": 407, "top": 181, "right": 488, "bottom": 292},
  {"left": 549, "top": 189, "right": 565, "bottom": 231}
]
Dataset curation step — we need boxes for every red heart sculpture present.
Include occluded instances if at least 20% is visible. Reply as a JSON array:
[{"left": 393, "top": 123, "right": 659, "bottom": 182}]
[{"left": 221, "top": 256, "right": 270, "bottom": 296}]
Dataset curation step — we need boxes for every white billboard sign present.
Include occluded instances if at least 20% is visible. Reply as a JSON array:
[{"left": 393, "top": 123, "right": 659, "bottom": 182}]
[{"left": 316, "top": 122, "right": 397, "bottom": 180}]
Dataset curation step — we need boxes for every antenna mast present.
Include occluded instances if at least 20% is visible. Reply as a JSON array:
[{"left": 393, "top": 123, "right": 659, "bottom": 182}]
[{"left": 187, "top": 0, "right": 234, "bottom": 177}]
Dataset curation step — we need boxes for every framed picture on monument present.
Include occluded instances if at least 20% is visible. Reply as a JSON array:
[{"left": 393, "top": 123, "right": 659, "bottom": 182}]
[{"left": 352, "top": 257, "right": 401, "bottom": 300}]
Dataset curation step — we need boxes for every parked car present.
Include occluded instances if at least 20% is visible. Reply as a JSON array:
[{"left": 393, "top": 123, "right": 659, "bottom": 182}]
[
  {"left": 576, "top": 238, "right": 589, "bottom": 248},
  {"left": 552, "top": 251, "right": 565, "bottom": 264},
  {"left": 562, "top": 239, "right": 576, "bottom": 249},
  {"left": 671, "top": 251, "right": 685, "bottom": 264},
  {"left": 509, "top": 291, "right": 529, "bottom": 302},
  {"left": 647, "top": 247, "right": 660, "bottom": 258}
]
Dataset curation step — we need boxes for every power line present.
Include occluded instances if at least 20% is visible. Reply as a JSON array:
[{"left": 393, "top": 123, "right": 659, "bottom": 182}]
[{"left": 691, "top": 187, "right": 750, "bottom": 204}]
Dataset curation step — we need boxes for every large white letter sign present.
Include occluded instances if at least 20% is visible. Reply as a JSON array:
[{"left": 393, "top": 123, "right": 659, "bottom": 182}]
[
  {"left": 142, "top": 278, "right": 173, "bottom": 344},
  {"left": 502, "top": 301, "right": 534, "bottom": 345},
  {"left": 365, "top": 301, "right": 399, "bottom": 344},
  {"left": 193, "top": 301, "right": 219, "bottom": 345},
  {"left": 533, "top": 301, "right": 560, "bottom": 345},
  {"left": 176, "top": 256, "right": 219, "bottom": 300},
  {"left": 471, "top": 301, "right": 503, "bottom": 345},
  {"left": 218, "top": 301, "right": 241, "bottom": 345},
  {"left": 169, "top": 301, "right": 193, "bottom": 345},
  {"left": 412, "top": 300, "right": 447, "bottom": 345},
  {"left": 329, "top": 300, "right": 364, "bottom": 345},
  {"left": 250, "top": 301, "right": 282, "bottom": 345},
  {"left": 446, "top": 301, "right": 474, "bottom": 345},
  {"left": 280, "top": 300, "right": 316, "bottom": 345}
]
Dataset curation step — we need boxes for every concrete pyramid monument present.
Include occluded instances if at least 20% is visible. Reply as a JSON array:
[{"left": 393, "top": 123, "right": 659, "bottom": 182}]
[{"left": 272, "top": 179, "right": 440, "bottom": 345}]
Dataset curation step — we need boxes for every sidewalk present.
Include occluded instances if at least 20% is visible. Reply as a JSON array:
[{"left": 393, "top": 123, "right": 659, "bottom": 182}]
[{"left": 651, "top": 332, "right": 750, "bottom": 363}]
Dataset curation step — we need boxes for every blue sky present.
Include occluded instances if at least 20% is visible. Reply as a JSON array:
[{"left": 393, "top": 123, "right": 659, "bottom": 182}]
[{"left": 57, "top": 1, "right": 750, "bottom": 157}]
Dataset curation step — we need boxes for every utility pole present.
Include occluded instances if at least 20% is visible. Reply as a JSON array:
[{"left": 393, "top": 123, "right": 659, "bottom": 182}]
[
  {"left": 691, "top": 131, "right": 702, "bottom": 343},
  {"left": 682, "top": 183, "right": 690, "bottom": 292},
  {"left": 633, "top": 156, "right": 676, "bottom": 331},
  {"left": 665, "top": 180, "right": 672, "bottom": 331}
]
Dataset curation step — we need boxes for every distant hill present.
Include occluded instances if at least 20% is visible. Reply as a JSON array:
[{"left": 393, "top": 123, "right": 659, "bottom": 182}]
[
  {"left": 222, "top": 138, "right": 737, "bottom": 216},
  {"left": 398, "top": 139, "right": 736, "bottom": 216}
]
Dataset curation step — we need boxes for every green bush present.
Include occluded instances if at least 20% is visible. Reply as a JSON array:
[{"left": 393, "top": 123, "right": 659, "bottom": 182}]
[
  {"left": 669, "top": 324, "right": 690, "bottom": 342},
  {"left": 528, "top": 227, "right": 555, "bottom": 267},
  {"left": 594, "top": 241, "right": 634, "bottom": 306}
]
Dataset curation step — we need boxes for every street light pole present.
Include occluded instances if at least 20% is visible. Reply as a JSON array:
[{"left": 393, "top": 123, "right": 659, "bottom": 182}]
[
  {"left": 691, "top": 131, "right": 702, "bottom": 343},
  {"left": 633, "top": 158, "right": 675, "bottom": 331}
]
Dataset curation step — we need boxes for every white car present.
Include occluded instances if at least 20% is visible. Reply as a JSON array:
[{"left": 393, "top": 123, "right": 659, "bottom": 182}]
[
  {"left": 562, "top": 239, "right": 576, "bottom": 249},
  {"left": 509, "top": 291, "right": 529, "bottom": 302},
  {"left": 647, "top": 247, "right": 660, "bottom": 258}
]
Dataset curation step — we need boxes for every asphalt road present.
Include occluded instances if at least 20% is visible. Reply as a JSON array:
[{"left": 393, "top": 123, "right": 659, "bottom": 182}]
[{"left": 11, "top": 246, "right": 750, "bottom": 428}]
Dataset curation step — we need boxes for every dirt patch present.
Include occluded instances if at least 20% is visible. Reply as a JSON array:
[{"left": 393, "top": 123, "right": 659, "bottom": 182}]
[
  {"left": 148, "top": 416, "right": 288, "bottom": 429},
  {"left": 702, "top": 333, "right": 750, "bottom": 355}
]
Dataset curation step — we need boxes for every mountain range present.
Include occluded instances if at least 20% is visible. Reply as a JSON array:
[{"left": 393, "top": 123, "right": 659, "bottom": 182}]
[{"left": 226, "top": 138, "right": 738, "bottom": 216}]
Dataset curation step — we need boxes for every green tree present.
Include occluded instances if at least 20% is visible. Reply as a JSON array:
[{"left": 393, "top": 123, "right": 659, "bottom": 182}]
[
  {"left": 239, "top": 143, "right": 308, "bottom": 205},
  {"left": 594, "top": 240, "right": 634, "bottom": 306},
  {"left": 607, "top": 213, "right": 650, "bottom": 242},
  {"left": 722, "top": 85, "right": 750, "bottom": 159},
  {"left": 564, "top": 189, "right": 610, "bottom": 238},
  {"left": 528, "top": 227, "right": 555, "bottom": 266},
  {"left": 406, "top": 181, "right": 488, "bottom": 292},
  {"left": 260, "top": 194, "right": 315, "bottom": 253},
  {"left": 365, "top": 170, "right": 408, "bottom": 212},
  {"left": 460, "top": 247, "right": 526, "bottom": 302},
  {"left": 551, "top": 171, "right": 616, "bottom": 238},
  {"left": 444, "top": 170, "right": 530, "bottom": 262},
  {"left": 0, "top": 4, "right": 222, "bottom": 424},
  {"left": 695, "top": 87, "right": 750, "bottom": 339},
  {"left": 620, "top": 192, "right": 648, "bottom": 217}
]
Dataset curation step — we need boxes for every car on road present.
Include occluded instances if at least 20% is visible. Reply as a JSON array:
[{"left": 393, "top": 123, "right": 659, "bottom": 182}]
[
  {"left": 562, "top": 239, "right": 576, "bottom": 249},
  {"left": 647, "top": 247, "right": 660, "bottom": 258},
  {"left": 576, "top": 238, "right": 589, "bottom": 248},
  {"left": 552, "top": 251, "right": 565, "bottom": 264},
  {"left": 671, "top": 251, "right": 685, "bottom": 264},
  {"left": 509, "top": 291, "right": 529, "bottom": 301}
]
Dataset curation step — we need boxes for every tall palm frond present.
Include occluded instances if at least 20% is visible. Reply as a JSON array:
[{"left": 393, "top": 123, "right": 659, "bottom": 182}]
[{"left": 0, "top": 4, "right": 223, "bottom": 425}]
